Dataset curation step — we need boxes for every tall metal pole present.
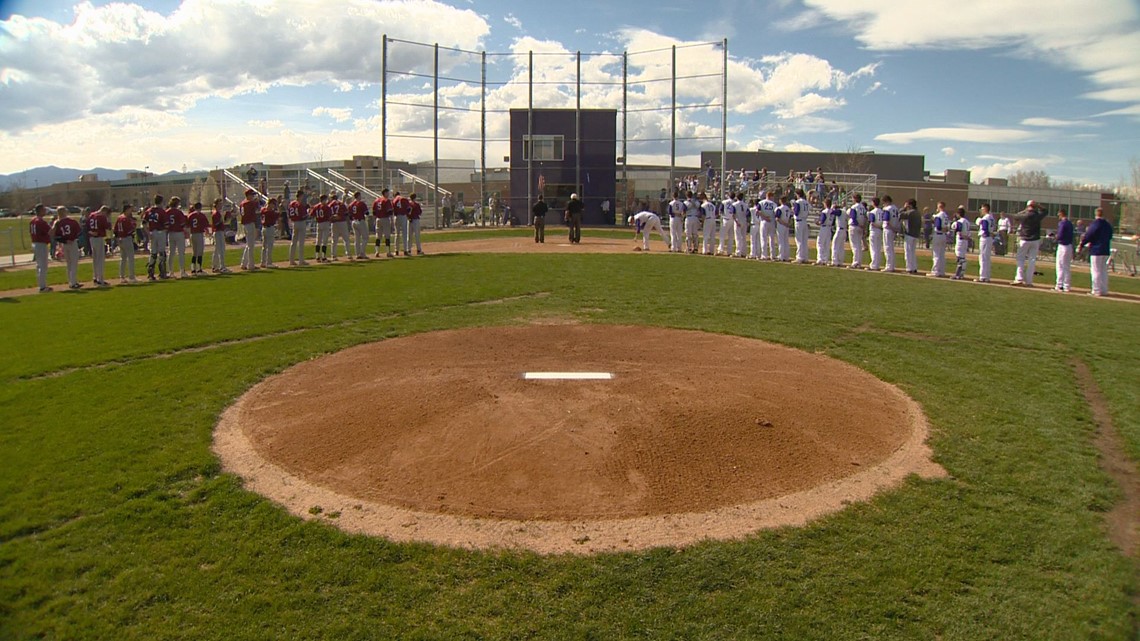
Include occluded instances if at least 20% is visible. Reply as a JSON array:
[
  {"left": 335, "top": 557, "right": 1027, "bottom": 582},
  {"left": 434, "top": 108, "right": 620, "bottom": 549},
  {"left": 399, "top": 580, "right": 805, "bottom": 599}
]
[
  {"left": 670, "top": 45, "right": 676, "bottom": 193},
  {"left": 721, "top": 38, "right": 728, "bottom": 199},
  {"left": 481, "top": 50, "right": 487, "bottom": 230},
  {"left": 381, "top": 34, "right": 388, "bottom": 190},
  {"left": 622, "top": 51, "right": 628, "bottom": 222},
  {"left": 433, "top": 43, "right": 440, "bottom": 227},
  {"left": 527, "top": 51, "right": 533, "bottom": 225},
  {"left": 576, "top": 51, "right": 582, "bottom": 201}
]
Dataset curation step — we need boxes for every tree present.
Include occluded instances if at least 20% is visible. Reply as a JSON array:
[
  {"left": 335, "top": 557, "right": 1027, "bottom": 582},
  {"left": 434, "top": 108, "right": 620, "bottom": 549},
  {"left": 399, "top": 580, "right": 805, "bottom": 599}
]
[{"left": 1007, "top": 170, "right": 1051, "bottom": 189}]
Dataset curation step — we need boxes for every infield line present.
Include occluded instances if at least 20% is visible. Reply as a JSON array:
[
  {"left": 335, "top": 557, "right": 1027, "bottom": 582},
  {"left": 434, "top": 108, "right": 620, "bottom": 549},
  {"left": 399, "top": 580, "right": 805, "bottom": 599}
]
[{"left": 523, "top": 372, "right": 614, "bottom": 380}]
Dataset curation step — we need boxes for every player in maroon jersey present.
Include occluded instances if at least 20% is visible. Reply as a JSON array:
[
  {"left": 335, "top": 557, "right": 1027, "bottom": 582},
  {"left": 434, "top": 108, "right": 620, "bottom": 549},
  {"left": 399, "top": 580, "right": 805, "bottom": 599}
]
[
  {"left": 142, "top": 194, "right": 168, "bottom": 280},
  {"left": 210, "top": 198, "right": 232, "bottom": 273},
  {"left": 287, "top": 188, "right": 310, "bottom": 266},
  {"left": 259, "top": 198, "right": 280, "bottom": 268},
  {"left": 51, "top": 206, "right": 83, "bottom": 289},
  {"left": 239, "top": 188, "right": 261, "bottom": 270},
  {"left": 186, "top": 202, "right": 210, "bottom": 275},
  {"left": 349, "top": 191, "right": 369, "bottom": 259},
  {"left": 28, "top": 204, "right": 53, "bottom": 292},
  {"left": 372, "top": 188, "right": 394, "bottom": 257},
  {"left": 311, "top": 193, "right": 331, "bottom": 262},
  {"left": 408, "top": 193, "right": 425, "bottom": 255},
  {"left": 165, "top": 197, "right": 189, "bottom": 277},
  {"left": 329, "top": 192, "right": 350, "bottom": 260},
  {"left": 113, "top": 204, "right": 139, "bottom": 283},
  {"left": 87, "top": 205, "right": 112, "bottom": 286},
  {"left": 392, "top": 190, "right": 411, "bottom": 256}
]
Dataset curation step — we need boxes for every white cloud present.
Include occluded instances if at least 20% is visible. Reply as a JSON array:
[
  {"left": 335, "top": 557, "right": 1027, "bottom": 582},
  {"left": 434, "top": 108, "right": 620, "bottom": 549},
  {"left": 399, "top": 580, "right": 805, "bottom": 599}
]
[
  {"left": 1020, "top": 117, "right": 1097, "bottom": 127},
  {"left": 504, "top": 13, "right": 522, "bottom": 30},
  {"left": 967, "top": 155, "right": 1065, "bottom": 183},
  {"left": 775, "top": 10, "right": 824, "bottom": 31},
  {"left": 313, "top": 107, "right": 353, "bottom": 123},
  {"left": 784, "top": 142, "right": 821, "bottom": 152},
  {"left": 876, "top": 127, "right": 1035, "bottom": 144},
  {"left": 804, "top": 0, "right": 1140, "bottom": 118},
  {"left": 941, "top": 147, "right": 956, "bottom": 157},
  {"left": 863, "top": 81, "right": 883, "bottom": 96},
  {"left": 247, "top": 119, "right": 284, "bottom": 129}
]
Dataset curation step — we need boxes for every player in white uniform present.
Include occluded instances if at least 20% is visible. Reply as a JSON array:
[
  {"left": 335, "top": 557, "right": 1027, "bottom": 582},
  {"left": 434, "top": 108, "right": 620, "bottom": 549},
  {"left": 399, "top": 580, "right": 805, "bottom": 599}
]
[
  {"left": 793, "top": 190, "right": 811, "bottom": 263},
  {"left": 774, "top": 196, "right": 793, "bottom": 261},
  {"left": 667, "top": 192, "right": 685, "bottom": 253},
  {"left": 718, "top": 193, "right": 737, "bottom": 256},
  {"left": 928, "top": 202, "right": 951, "bottom": 277},
  {"left": 881, "top": 195, "right": 899, "bottom": 272},
  {"left": 684, "top": 193, "right": 701, "bottom": 253},
  {"left": 732, "top": 194, "right": 748, "bottom": 257},
  {"left": 629, "top": 211, "right": 668, "bottom": 251},
  {"left": 755, "top": 191, "right": 777, "bottom": 260},
  {"left": 831, "top": 197, "right": 849, "bottom": 267},
  {"left": 950, "top": 206, "right": 972, "bottom": 280},
  {"left": 846, "top": 193, "right": 867, "bottom": 269},
  {"left": 700, "top": 194, "right": 718, "bottom": 255},
  {"left": 975, "top": 204, "right": 996, "bottom": 282},
  {"left": 867, "top": 197, "right": 884, "bottom": 270},
  {"left": 816, "top": 198, "right": 836, "bottom": 265}
]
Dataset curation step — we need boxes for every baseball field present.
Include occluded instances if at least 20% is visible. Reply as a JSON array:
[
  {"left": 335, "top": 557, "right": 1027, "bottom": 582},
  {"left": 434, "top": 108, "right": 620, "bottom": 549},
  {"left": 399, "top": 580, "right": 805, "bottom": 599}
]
[{"left": 2, "top": 229, "right": 1138, "bottom": 639}]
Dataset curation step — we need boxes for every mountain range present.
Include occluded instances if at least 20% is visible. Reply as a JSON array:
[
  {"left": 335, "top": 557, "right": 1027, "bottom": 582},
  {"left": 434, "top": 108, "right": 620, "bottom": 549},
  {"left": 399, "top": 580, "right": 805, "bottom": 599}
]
[{"left": 0, "top": 166, "right": 181, "bottom": 189}]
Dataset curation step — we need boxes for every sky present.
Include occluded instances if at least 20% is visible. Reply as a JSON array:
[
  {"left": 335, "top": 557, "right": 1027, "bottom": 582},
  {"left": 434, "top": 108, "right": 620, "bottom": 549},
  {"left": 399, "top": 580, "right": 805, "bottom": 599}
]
[{"left": 1, "top": 0, "right": 1139, "bottom": 188}]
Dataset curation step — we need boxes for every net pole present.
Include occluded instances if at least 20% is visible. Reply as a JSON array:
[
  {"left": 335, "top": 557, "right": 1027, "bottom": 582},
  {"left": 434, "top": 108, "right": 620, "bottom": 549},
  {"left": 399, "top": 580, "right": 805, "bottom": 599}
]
[
  {"left": 481, "top": 50, "right": 487, "bottom": 230},
  {"left": 433, "top": 43, "right": 440, "bottom": 227},
  {"left": 721, "top": 38, "right": 728, "bottom": 199},
  {"left": 622, "top": 51, "right": 628, "bottom": 222},
  {"left": 527, "top": 50, "right": 533, "bottom": 226},
  {"left": 576, "top": 50, "right": 581, "bottom": 201},
  {"left": 381, "top": 34, "right": 388, "bottom": 188},
  {"left": 670, "top": 45, "right": 676, "bottom": 193}
]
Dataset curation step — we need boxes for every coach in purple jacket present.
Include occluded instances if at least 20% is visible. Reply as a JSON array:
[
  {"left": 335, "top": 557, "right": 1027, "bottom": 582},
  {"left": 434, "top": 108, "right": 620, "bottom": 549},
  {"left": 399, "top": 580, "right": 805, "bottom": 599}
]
[{"left": 1079, "top": 207, "right": 1113, "bottom": 296}]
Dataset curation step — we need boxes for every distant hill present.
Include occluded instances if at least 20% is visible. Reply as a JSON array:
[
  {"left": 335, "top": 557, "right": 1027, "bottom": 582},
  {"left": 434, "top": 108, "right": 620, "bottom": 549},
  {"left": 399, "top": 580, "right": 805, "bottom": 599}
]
[{"left": 0, "top": 166, "right": 143, "bottom": 189}]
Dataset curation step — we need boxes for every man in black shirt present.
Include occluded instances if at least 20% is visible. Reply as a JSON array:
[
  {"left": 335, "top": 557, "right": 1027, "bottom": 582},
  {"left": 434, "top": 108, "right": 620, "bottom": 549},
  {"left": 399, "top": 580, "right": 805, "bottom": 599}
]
[
  {"left": 1010, "top": 199, "right": 1048, "bottom": 286},
  {"left": 565, "top": 193, "right": 584, "bottom": 244},
  {"left": 532, "top": 195, "right": 548, "bottom": 243}
]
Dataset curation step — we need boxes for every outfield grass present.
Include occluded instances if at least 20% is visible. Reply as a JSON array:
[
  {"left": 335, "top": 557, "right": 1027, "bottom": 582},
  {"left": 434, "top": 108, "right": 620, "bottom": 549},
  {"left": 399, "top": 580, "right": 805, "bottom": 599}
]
[
  {"left": 1, "top": 241, "right": 1138, "bottom": 639},
  {"left": 0, "top": 217, "right": 30, "bottom": 261}
]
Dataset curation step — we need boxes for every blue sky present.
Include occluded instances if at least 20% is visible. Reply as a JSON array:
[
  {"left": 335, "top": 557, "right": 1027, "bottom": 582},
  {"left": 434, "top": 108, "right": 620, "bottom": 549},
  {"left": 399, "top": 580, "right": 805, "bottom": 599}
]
[{"left": 1, "top": 0, "right": 1138, "bottom": 188}]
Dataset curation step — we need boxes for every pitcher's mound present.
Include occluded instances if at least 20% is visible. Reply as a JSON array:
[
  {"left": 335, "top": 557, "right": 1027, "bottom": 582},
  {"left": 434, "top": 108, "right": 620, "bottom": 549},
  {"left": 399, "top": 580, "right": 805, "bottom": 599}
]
[{"left": 214, "top": 325, "right": 943, "bottom": 553}]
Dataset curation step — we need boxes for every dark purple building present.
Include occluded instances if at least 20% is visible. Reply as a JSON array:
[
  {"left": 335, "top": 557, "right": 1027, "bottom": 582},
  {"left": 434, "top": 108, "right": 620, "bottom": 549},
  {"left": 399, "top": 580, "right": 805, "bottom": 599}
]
[{"left": 510, "top": 108, "right": 617, "bottom": 225}]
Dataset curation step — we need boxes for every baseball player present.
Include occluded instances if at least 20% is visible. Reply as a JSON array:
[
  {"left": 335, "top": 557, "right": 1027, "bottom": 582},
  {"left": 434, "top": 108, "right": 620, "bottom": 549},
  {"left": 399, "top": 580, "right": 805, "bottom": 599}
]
[
  {"left": 238, "top": 189, "right": 260, "bottom": 271},
  {"left": 311, "top": 193, "right": 331, "bottom": 262},
  {"left": 928, "top": 202, "right": 951, "bottom": 277},
  {"left": 775, "top": 195, "right": 792, "bottom": 261},
  {"left": 684, "top": 192, "right": 701, "bottom": 254},
  {"left": 732, "top": 192, "right": 748, "bottom": 257},
  {"left": 667, "top": 192, "right": 684, "bottom": 252},
  {"left": 1079, "top": 207, "right": 1113, "bottom": 296},
  {"left": 51, "top": 207, "right": 83, "bottom": 289},
  {"left": 1053, "top": 209, "right": 1074, "bottom": 292},
  {"left": 186, "top": 202, "right": 210, "bottom": 275},
  {"left": 165, "top": 197, "right": 189, "bottom": 278},
  {"left": 629, "top": 210, "right": 668, "bottom": 251},
  {"left": 28, "top": 204, "right": 53, "bottom": 292},
  {"left": 831, "top": 197, "right": 849, "bottom": 267},
  {"left": 408, "top": 193, "right": 425, "bottom": 255},
  {"left": 881, "top": 195, "right": 899, "bottom": 272},
  {"left": 718, "top": 192, "right": 736, "bottom": 256},
  {"left": 347, "top": 191, "right": 368, "bottom": 260},
  {"left": 259, "top": 198, "right": 280, "bottom": 268},
  {"left": 975, "top": 203, "right": 995, "bottom": 282},
  {"left": 792, "top": 189, "right": 811, "bottom": 263},
  {"left": 901, "top": 199, "right": 922, "bottom": 274},
  {"left": 950, "top": 206, "right": 972, "bottom": 280},
  {"left": 700, "top": 193, "right": 717, "bottom": 255},
  {"left": 816, "top": 198, "right": 836, "bottom": 265},
  {"left": 393, "top": 190, "right": 411, "bottom": 256},
  {"left": 867, "top": 197, "right": 884, "bottom": 270},
  {"left": 330, "top": 192, "right": 352, "bottom": 260},
  {"left": 209, "top": 199, "right": 231, "bottom": 273},
  {"left": 372, "top": 188, "right": 394, "bottom": 257},
  {"left": 87, "top": 205, "right": 111, "bottom": 286},
  {"left": 846, "top": 193, "right": 867, "bottom": 269},
  {"left": 143, "top": 194, "right": 170, "bottom": 279},
  {"left": 755, "top": 191, "right": 777, "bottom": 260},
  {"left": 1011, "top": 200, "right": 1048, "bottom": 286},
  {"left": 287, "top": 188, "right": 310, "bottom": 266}
]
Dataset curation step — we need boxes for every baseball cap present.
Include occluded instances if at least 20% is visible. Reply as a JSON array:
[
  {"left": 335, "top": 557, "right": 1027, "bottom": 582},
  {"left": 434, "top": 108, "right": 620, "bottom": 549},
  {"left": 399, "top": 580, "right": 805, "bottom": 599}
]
[
  {"left": 245, "top": 188, "right": 256, "bottom": 195},
  {"left": 570, "top": 193, "right": 579, "bottom": 200},
  {"left": 1026, "top": 199, "right": 1036, "bottom": 206}
]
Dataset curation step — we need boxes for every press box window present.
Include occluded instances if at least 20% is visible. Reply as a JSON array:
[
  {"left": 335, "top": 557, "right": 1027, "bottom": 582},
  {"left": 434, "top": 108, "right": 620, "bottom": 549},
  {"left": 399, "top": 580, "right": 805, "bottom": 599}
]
[{"left": 523, "top": 135, "right": 564, "bottom": 161}]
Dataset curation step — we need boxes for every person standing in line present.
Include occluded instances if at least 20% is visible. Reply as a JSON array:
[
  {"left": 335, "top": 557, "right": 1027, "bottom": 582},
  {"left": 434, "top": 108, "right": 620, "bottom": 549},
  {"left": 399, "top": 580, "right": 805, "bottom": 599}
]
[
  {"left": 881, "top": 195, "right": 899, "bottom": 272},
  {"left": 684, "top": 192, "right": 701, "bottom": 253},
  {"left": 87, "top": 205, "right": 111, "bottom": 286},
  {"left": 867, "top": 197, "right": 884, "bottom": 270},
  {"left": 408, "top": 193, "right": 425, "bottom": 255},
  {"left": 755, "top": 190, "right": 777, "bottom": 260},
  {"left": 372, "top": 188, "right": 395, "bottom": 257},
  {"left": 52, "top": 207, "right": 83, "bottom": 289},
  {"left": 532, "top": 194, "right": 548, "bottom": 243},
  {"left": 816, "top": 197, "right": 836, "bottom": 265},
  {"left": 1053, "top": 209, "right": 1074, "bottom": 292},
  {"left": 238, "top": 189, "right": 260, "bottom": 271},
  {"left": 311, "top": 193, "right": 331, "bottom": 262},
  {"left": 831, "top": 195, "right": 850, "bottom": 268},
  {"left": 775, "top": 195, "right": 793, "bottom": 261},
  {"left": 975, "top": 203, "right": 995, "bottom": 283},
  {"left": 328, "top": 192, "right": 350, "bottom": 260},
  {"left": 209, "top": 198, "right": 231, "bottom": 273},
  {"left": 950, "top": 206, "right": 972, "bottom": 280},
  {"left": 287, "top": 188, "right": 310, "bottom": 266},
  {"left": 928, "top": 201, "right": 951, "bottom": 277},
  {"left": 143, "top": 194, "right": 169, "bottom": 279},
  {"left": 718, "top": 192, "right": 736, "bottom": 256},
  {"left": 901, "top": 198, "right": 922, "bottom": 274},
  {"left": 1009, "top": 199, "right": 1048, "bottom": 286},
  {"left": 731, "top": 192, "right": 748, "bottom": 258},
  {"left": 667, "top": 191, "right": 684, "bottom": 252},
  {"left": 392, "top": 190, "right": 411, "bottom": 255},
  {"left": 793, "top": 189, "right": 811, "bottom": 263},
  {"left": 700, "top": 192, "right": 717, "bottom": 255},
  {"left": 186, "top": 202, "right": 209, "bottom": 275},
  {"left": 259, "top": 198, "right": 280, "bottom": 268},
  {"left": 113, "top": 204, "right": 138, "bottom": 284},
  {"left": 165, "top": 197, "right": 188, "bottom": 278},
  {"left": 629, "top": 210, "right": 668, "bottom": 251},
  {"left": 348, "top": 191, "right": 369, "bottom": 260},
  {"left": 997, "top": 213, "right": 1011, "bottom": 256},
  {"left": 846, "top": 193, "right": 867, "bottom": 269},
  {"left": 1079, "top": 207, "right": 1113, "bottom": 296},
  {"left": 29, "top": 204, "right": 53, "bottom": 292},
  {"left": 566, "top": 192, "right": 584, "bottom": 244}
]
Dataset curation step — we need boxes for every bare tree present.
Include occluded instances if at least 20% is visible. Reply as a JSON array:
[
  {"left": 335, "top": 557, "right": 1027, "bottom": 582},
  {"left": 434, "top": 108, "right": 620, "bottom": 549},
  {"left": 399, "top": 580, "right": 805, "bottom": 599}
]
[{"left": 1007, "top": 170, "right": 1051, "bottom": 189}]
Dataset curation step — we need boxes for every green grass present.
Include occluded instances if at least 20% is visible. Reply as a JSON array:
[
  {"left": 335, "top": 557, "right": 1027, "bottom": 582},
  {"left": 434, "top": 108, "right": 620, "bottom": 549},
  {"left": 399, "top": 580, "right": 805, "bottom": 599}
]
[
  {"left": 1, "top": 238, "right": 1138, "bottom": 639},
  {"left": 0, "top": 217, "right": 31, "bottom": 260}
]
